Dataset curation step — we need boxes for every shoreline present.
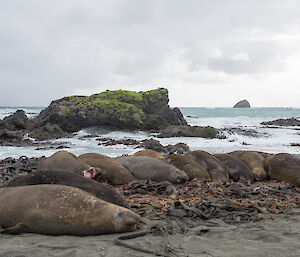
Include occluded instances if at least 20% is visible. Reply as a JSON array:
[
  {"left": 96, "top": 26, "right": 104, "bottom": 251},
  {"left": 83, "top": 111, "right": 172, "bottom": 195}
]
[{"left": 0, "top": 212, "right": 299, "bottom": 257}]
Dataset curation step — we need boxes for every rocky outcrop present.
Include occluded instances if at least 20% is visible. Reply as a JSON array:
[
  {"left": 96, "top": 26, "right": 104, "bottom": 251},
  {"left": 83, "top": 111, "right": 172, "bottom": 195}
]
[
  {"left": 261, "top": 118, "right": 300, "bottom": 127},
  {"left": 233, "top": 100, "right": 251, "bottom": 108},
  {"left": 0, "top": 110, "right": 29, "bottom": 130},
  {"left": 35, "top": 88, "right": 187, "bottom": 132},
  {"left": 29, "top": 123, "right": 67, "bottom": 141},
  {"left": 157, "top": 125, "right": 218, "bottom": 138}
]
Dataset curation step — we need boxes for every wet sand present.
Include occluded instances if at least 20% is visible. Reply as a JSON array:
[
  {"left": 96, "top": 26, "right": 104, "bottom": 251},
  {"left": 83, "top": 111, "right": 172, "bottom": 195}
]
[{"left": 0, "top": 212, "right": 299, "bottom": 257}]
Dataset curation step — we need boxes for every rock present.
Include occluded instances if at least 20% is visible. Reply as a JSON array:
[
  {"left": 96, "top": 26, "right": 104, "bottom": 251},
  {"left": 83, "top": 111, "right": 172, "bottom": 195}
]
[
  {"left": 261, "top": 118, "right": 300, "bottom": 127},
  {"left": 34, "top": 88, "right": 187, "bottom": 132},
  {"left": 158, "top": 125, "right": 218, "bottom": 138},
  {"left": 233, "top": 100, "right": 251, "bottom": 108},
  {"left": 140, "top": 138, "right": 166, "bottom": 153},
  {"left": 29, "top": 123, "right": 67, "bottom": 140},
  {"left": 0, "top": 129, "right": 23, "bottom": 141},
  {"left": 0, "top": 110, "right": 29, "bottom": 130}
]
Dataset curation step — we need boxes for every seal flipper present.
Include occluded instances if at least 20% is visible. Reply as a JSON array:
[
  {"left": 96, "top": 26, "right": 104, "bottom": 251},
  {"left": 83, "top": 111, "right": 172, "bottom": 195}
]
[{"left": 0, "top": 223, "right": 28, "bottom": 234}]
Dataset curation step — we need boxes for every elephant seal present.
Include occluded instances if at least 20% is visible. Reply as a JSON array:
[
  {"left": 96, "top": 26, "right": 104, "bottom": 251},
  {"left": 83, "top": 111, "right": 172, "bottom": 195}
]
[
  {"left": 264, "top": 153, "right": 300, "bottom": 186},
  {"left": 214, "top": 153, "right": 253, "bottom": 182},
  {"left": 167, "top": 154, "right": 210, "bottom": 180},
  {"left": 184, "top": 150, "right": 229, "bottom": 182},
  {"left": 1, "top": 170, "right": 129, "bottom": 208},
  {"left": 38, "top": 151, "right": 98, "bottom": 178},
  {"left": 116, "top": 156, "right": 188, "bottom": 184},
  {"left": 0, "top": 184, "right": 141, "bottom": 235},
  {"left": 77, "top": 153, "right": 135, "bottom": 185},
  {"left": 229, "top": 151, "right": 267, "bottom": 180},
  {"left": 132, "top": 149, "right": 165, "bottom": 160}
]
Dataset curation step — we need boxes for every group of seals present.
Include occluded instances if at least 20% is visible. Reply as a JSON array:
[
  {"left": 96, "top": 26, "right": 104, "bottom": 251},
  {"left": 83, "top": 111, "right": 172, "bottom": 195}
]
[
  {"left": 37, "top": 151, "right": 98, "bottom": 179},
  {"left": 167, "top": 154, "right": 210, "bottom": 180},
  {"left": 1, "top": 170, "right": 128, "bottom": 208},
  {"left": 0, "top": 151, "right": 140, "bottom": 236},
  {"left": 77, "top": 153, "right": 135, "bottom": 185},
  {"left": 229, "top": 151, "right": 267, "bottom": 180},
  {"left": 214, "top": 154, "right": 253, "bottom": 182},
  {"left": 1, "top": 148, "right": 298, "bottom": 237},
  {"left": 185, "top": 150, "right": 229, "bottom": 182},
  {"left": 0, "top": 185, "right": 141, "bottom": 236}
]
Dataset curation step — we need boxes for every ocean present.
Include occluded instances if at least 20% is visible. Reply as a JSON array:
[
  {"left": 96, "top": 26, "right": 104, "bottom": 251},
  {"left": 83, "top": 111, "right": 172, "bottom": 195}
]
[{"left": 0, "top": 106, "right": 300, "bottom": 159}]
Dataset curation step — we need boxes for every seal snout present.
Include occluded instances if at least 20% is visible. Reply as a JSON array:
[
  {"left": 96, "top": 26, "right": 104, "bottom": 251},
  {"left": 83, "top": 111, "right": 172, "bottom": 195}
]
[
  {"left": 176, "top": 170, "right": 188, "bottom": 183},
  {"left": 83, "top": 168, "right": 96, "bottom": 178},
  {"left": 115, "top": 210, "right": 141, "bottom": 232}
]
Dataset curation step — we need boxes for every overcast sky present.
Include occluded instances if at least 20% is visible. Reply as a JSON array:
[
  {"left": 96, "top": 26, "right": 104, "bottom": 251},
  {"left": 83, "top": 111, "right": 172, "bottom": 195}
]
[{"left": 1, "top": 0, "right": 300, "bottom": 107}]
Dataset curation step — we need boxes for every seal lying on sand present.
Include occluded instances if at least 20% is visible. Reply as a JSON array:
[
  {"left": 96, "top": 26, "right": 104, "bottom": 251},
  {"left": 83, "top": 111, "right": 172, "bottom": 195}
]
[
  {"left": 77, "top": 153, "right": 135, "bottom": 185},
  {"left": 214, "top": 153, "right": 253, "bottom": 182},
  {"left": 264, "top": 153, "right": 300, "bottom": 186},
  {"left": 132, "top": 149, "right": 165, "bottom": 160},
  {"left": 0, "top": 184, "right": 141, "bottom": 235},
  {"left": 229, "top": 151, "right": 267, "bottom": 180},
  {"left": 167, "top": 154, "right": 210, "bottom": 180},
  {"left": 185, "top": 150, "right": 229, "bottom": 182},
  {"left": 116, "top": 156, "right": 188, "bottom": 184},
  {"left": 1, "top": 170, "right": 129, "bottom": 208},
  {"left": 38, "top": 151, "right": 97, "bottom": 178}
]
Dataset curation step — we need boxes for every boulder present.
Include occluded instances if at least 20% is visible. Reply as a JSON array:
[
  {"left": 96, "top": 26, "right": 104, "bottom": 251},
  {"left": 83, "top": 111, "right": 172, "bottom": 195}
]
[
  {"left": 0, "top": 110, "right": 29, "bottom": 130},
  {"left": 261, "top": 118, "right": 300, "bottom": 127},
  {"left": 233, "top": 100, "right": 251, "bottom": 108},
  {"left": 29, "top": 123, "right": 67, "bottom": 141},
  {"left": 158, "top": 125, "right": 218, "bottom": 138},
  {"left": 34, "top": 88, "right": 187, "bottom": 132},
  {"left": 139, "top": 138, "right": 166, "bottom": 153}
]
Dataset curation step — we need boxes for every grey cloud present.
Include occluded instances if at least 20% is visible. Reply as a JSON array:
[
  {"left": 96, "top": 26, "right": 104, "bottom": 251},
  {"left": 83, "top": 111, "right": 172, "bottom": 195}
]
[{"left": 0, "top": 0, "right": 300, "bottom": 106}]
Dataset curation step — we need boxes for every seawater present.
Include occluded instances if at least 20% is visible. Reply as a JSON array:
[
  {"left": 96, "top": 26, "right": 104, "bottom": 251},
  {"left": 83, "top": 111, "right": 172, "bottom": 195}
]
[{"left": 0, "top": 106, "right": 300, "bottom": 159}]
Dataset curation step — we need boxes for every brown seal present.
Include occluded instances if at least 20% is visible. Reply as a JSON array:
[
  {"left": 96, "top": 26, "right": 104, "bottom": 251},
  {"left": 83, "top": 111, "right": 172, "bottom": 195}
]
[
  {"left": 229, "top": 151, "right": 267, "bottom": 180},
  {"left": 77, "top": 153, "right": 135, "bottom": 185},
  {"left": 132, "top": 149, "right": 165, "bottom": 160},
  {"left": 38, "top": 151, "right": 97, "bottom": 178},
  {"left": 214, "top": 153, "right": 253, "bottom": 182},
  {"left": 167, "top": 154, "right": 210, "bottom": 180},
  {"left": 116, "top": 156, "right": 188, "bottom": 184},
  {"left": 1, "top": 170, "right": 129, "bottom": 208},
  {"left": 0, "top": 184, "right": 141, "bottom": 235},
  {"left": 264, "top": 153, "right": 300, "bottom": 186},
  {"left": 184, "top": 150, "right": 229, "bottom": 182}
]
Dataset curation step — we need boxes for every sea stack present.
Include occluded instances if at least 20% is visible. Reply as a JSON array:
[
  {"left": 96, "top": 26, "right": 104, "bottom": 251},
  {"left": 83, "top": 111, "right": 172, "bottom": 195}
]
[{"left": 233, "top": 100, "right": 251, "bottom": 108}]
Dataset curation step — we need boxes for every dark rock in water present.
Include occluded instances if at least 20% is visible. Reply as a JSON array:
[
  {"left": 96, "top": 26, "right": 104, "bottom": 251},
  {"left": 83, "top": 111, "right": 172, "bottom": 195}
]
[
  {"left": 0, "top": 129, "right": 32, "bottom": 146},
  {"left": 233, "top": 100, "right": 251, "bottom": 108},
  {"left": 158, "top": 125, "right": 218, "bottom": 138},
  {"left": 0, "top": 110, "right": 29, "bottom": 130},
  {"left": 140, "top": 138, "right": 166, "bottom": 153},
  {"left": 0, "top": 129, "right": 23, "bottom": 141},
  {"left": 29, "top": 123, "right": 67, "bottom": 140},
  {"left": 261, "top": 117, "right": 300, "bottom": 127},
  {"left": 34, "top": 88, "right": 187, "bottom": 132}
]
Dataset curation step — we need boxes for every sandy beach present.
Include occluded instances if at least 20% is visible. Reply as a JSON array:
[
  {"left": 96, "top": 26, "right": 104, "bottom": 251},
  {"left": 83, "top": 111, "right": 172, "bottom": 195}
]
[{"left": 0, "top": 211, "right": 299, "bottom": 257}]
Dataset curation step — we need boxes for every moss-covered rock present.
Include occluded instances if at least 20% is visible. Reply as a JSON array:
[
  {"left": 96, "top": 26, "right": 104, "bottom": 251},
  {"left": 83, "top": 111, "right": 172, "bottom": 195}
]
[
  {"left": 157, "top": 125, "right": 218, "bottom": 138},
  {"left": 36, "top": 88, "right": 187, "bottom": 132}
]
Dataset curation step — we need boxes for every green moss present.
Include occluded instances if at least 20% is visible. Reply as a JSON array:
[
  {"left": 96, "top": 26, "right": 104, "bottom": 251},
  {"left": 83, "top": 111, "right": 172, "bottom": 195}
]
[
  {"left": 193, "top": 126, "right": 218, "bottom": 138},
  {"left": 90, "top": 90, "right": 144, "bottom": 104}
]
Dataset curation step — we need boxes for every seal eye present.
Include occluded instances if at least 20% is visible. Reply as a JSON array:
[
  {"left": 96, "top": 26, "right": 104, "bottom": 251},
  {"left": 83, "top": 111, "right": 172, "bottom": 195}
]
[{"left": 116, "top": 212, "right": 123, "bottom": 218}]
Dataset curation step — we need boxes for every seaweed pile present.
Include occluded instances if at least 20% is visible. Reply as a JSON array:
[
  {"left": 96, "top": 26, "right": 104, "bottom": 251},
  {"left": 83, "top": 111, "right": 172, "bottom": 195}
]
[
  {"left": 0, "top": 156, "right": 44, "bottom": 184},
  {"left": 117, "top": 179, "right": 300, "bottom": 224}
]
